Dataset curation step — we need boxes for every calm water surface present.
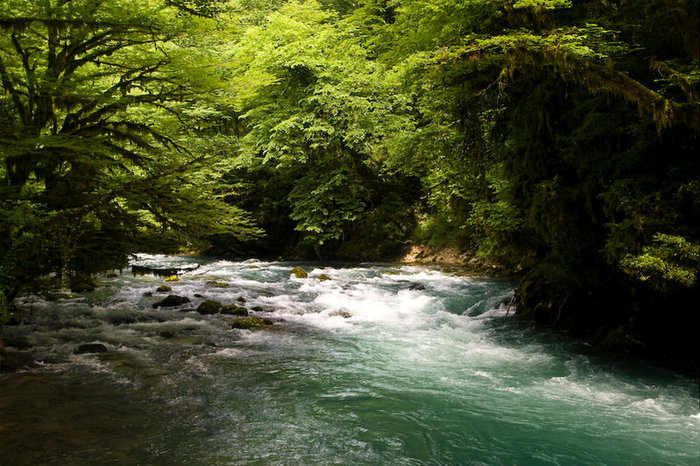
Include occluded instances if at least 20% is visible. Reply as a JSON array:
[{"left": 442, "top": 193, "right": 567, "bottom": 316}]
[{"left": 1, "top": 255, "right": 698, "bottom": 465}]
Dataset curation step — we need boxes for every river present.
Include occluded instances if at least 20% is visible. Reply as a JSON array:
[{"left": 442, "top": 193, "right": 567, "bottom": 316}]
[{"left": 1, "top": 254, "right": 698, "bottom": 465}]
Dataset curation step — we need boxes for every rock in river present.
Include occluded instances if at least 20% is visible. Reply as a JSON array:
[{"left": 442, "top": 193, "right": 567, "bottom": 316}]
[
  {"left": 231, "top": 316, "right": 269, "bottom": 329},
  {"left": 290, "top": 267, "right": 308, "bottom": 278},
  {"left": 197, "top": 300, "right": 222, "bottom": 315},
  {"left": 221, "top": 304, "right": 248, "bottom": 316},
  {"left": 152, "top": 295, "right": 190, "bottom": 308}
]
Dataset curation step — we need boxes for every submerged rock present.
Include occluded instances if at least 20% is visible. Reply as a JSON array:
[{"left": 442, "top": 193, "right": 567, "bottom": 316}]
[
  {"left": 152, "top": 295, "right": 190, "bottom": 308},
  {"left": 290, "top": 267, "right": 308, "bottom": 278},
  {"left": 156, "top": 285, "right": 172, "bottom": 292},
  {"left": 197, "top": 300, "right": 222, "bottom": 315},
  {"left": 328, "top": 310, "right": 352, "bottom": 319},
  {"left": 207, "top": 281, "right": 229, "bottom": 288},
  {"left": 231, "top": 316, "right": 269, "bottom": 329},
  {"left": 237, "top": 296, "right": 247, "bottom": 303},
  {"left": 221, "top": 304, "right": 248, "bottom": 316},
  {"left": 408, "top": 283, "right": 426, "bottom": 291},
  {"left": 75, "top": 343, "right": 107, "bottom": 354}
]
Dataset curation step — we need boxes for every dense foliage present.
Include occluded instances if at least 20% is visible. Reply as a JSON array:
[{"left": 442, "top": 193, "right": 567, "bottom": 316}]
[
  {"left": 0, "top": 0, "right": 258, "bottom": 311},
  {"left": 2, "top": 0, "right": 697, "bottom": 360}
]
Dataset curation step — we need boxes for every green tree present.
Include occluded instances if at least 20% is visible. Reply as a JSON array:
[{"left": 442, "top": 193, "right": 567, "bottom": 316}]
[
  {"left": 0, "top": 0, "right": 258, "bottom": 303},
  {"left": 226, "top": 1, "right": 416, "bottom": 258}
]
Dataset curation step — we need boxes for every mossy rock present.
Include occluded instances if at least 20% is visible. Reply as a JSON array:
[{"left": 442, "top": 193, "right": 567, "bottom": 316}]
[
  {"left": 156, "top": 285, "right": 172, "bottom": 292},
  {"left": 197, "top": 300, "right": 222, "bottom": 315},
  {"left": 153, "top": 295, "right": 190, "bottom": 308},
  {"left": 164, "top": 275, "right": 180, "bottom": 282},
  {"left": 221, "top": 304, "right": 248, "bottom": 316},
  {"left": 290, "top": 267, "right": 308, "bottom": 278},
  {"left": 207, "top": 281, "right": 229, "bottom": 288},
  {"left": 237, "top": 296, "right": 247, "bottom": 303},
  {"left": 317, "top": 274, "right": 331, "bottom": 281},
  {"left": 231, "top": 316, "right": 268, "bottom": 329}
]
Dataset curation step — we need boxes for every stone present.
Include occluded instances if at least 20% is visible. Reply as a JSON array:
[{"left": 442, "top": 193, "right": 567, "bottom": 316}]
[
  {"left": 290, "top": 267, "right": 308, "bottom": 278},
  {"left": 207, "top": 281, "right": 229, "bottom": 288},
  {"left": 197, "top": 300, "right": 222, "bottom": 315},
  {"left": 75, "top": 343, "right": 107, "bottom": 354},
  {"left": 231, "top": 316, "right": 268, "bottom": 330},
  {"left": 221, "top": 304, "right": 248, "bottom": 316},
  {"left": 237, "top": 296, "right": 247, "bottom": 303},
  {"left": 156, "top": 285, "right": 172, "bottom": 292},
  {"left": 193, "top": 293, "right": 205, "bottom": 298},
  {"left": 408, "top": 283, "right": 426, "bottom": 291},
  {"left": 328, "top": 310, "right": 352, "bottom": 318},
  {"left": 159, "top": 330, "right": 176, "bottom": 339},
  {"left": 152, "top": 294, "right": 190, "bottom": 308},
  {"left": 251, "top": 306, "right": 265, "bottom": 313},
  {"left": 317, "top": 274, "right": 331, "bottom": 281}
]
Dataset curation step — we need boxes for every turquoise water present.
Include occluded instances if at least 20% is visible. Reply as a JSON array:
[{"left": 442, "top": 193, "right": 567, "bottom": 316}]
[{"left": 1, "top": 255, "right": 698, "bottom": 465}]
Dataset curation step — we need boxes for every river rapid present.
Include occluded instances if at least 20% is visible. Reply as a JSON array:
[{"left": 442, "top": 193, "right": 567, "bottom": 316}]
[{"left": 1, "top": 255, "right": 698, "bottom": 465}]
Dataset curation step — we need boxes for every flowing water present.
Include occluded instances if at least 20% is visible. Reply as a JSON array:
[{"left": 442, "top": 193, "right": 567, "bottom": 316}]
[{"left": 1, "top": 255, "right": 698, "bottom": 465}]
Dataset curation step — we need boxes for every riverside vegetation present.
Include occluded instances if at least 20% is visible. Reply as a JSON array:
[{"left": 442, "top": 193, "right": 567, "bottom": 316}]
[{"left": 1, "top": 0, "right": 698, "bottom": 366}]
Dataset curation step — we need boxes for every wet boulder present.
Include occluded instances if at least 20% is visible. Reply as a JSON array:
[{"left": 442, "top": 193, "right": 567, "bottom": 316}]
[
  {"left": 221, "top": 304, "right": 248, "bottom": 316},
  {"left": 152, "top": 295, "right": 190, "bottom": 308},
  {"left": 197, "top": 300, "right": 222, "bottom": 315},
  {"left": 207, "top": 281, "right": 229, "bottom": 288},
  {"left": 75, "top": 343, "right": 107, "bottom": 354},
  {"left": 408, "top": 283, "right": 426, "bottom": 291},
  {"left": 231, "top": 316, "right": 269, "bottom": 329},
  {"left": 290, "top": 267, "right": 308, "bottom": 279},
  {"left": 317, "top": 274, "right": 331, "bottom": 281},
  {"left": 156, "top": 285, "right": 172, "bottom": 292},
  {"left": 328, "top": 310, "right": 352, "bottom": 319}
]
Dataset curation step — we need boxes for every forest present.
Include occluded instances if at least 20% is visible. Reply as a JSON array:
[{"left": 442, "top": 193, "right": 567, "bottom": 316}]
[{"left": 1, "top": 0, "right": 698, "bottom": 363}]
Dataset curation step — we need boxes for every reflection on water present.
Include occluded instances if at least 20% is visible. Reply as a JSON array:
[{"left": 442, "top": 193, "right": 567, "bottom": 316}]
[{"left": 1, "top": 255, "right": 698, "bottom": 465}]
